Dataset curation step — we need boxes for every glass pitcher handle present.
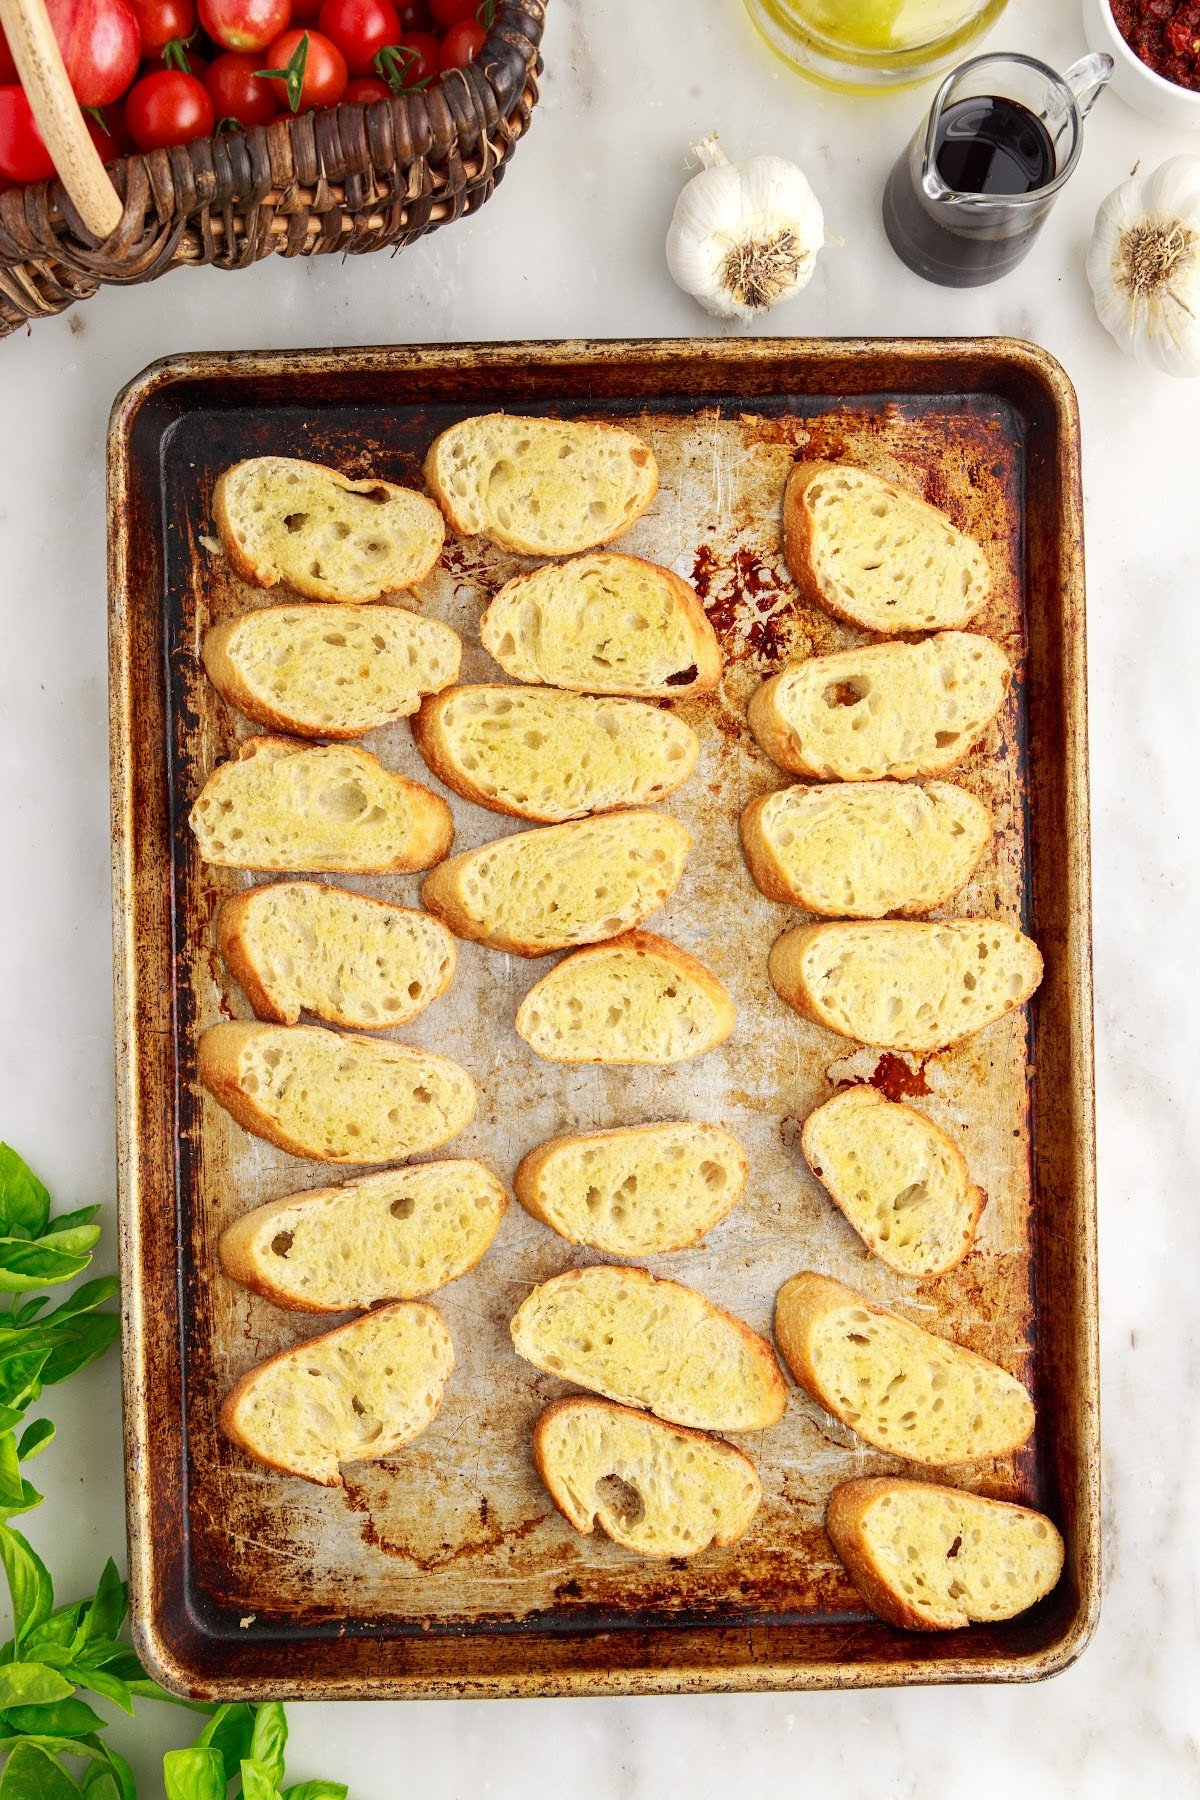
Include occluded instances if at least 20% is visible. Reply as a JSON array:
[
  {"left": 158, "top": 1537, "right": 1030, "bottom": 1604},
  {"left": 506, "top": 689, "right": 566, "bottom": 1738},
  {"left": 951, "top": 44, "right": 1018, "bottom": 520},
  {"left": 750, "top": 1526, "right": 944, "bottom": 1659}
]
[{"left": 1064, "top": 51, "right": 1114, "bottom": 119}]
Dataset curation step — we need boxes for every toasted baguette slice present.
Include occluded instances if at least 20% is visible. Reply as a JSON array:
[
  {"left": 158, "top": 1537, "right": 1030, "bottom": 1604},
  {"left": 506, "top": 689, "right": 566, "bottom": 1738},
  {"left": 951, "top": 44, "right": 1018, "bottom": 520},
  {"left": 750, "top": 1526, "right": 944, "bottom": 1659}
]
[
  {"left": 218, "top": 882, "right": 456, "bottom": 1029},
  {"left": 826, "top": 1477, "right": 1064, "bottom": 1631},
  {"left": 515, "top": 1121, "right": 747, "bottom": 1255},
  {"left": 783, "top": 462, "right": 990, "bottom": 634},
  {"left": 480, "top": 555, "right": 721, "bottom": 697},
  {"left": 189, "top": 737, "right": 453, "bottom": 873},
  {"left": 515, "top": 930, "right": 735, "bottom": 1064},
  {"left": 740, "top": 781, "right": 991, "bottom": 917},
  {"left": 421, "top": 812, "right": 691, "bottom": 958},
  {"left": 423, "top": 415, "right": 657, "bottom": 555},
  {"left": 201, "top": 604, "right": 461, "bottom": 739},
  {"left": 774, "top": 1272, "right": 1034, "bottom": 1464},
  {"left": 219, "top": 1301, "right": 453, "bottom": 1485},
  {"left": 768, "top": 919, "right": 1043, "bottom": 1053},
  {"left": 213, "top": 457, "right": 444, "bottom": 602},
  {"left": 218, "top": 1160, "right": 507, "bottom": 1309},
  {"left": 513, "top": 1264, "right": 787, "bottom": 1431},
  {"left": 411, "top": 685, "right": 699, "bottom": 822},
  {"left": 746, "top": 633, "right": 1011, "bottom": 781},
  {"left": 801, "top": 1087, "right": 985, "bottom": 1276},
  {"left": 534, "top": 1397, "right": 762, "bottom": 1557},
  {"left": 197, "top": 1021, "right": 476, "bottom": 1164}
]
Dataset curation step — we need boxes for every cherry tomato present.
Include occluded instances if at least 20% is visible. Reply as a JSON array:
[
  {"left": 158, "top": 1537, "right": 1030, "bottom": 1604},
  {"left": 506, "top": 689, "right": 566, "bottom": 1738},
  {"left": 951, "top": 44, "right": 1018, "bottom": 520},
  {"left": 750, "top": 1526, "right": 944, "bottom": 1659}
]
[
  {"left": 0, "top": 86, "right": 55, "bottom": 181},
  {"left": 45, "top": 0, "right": 142, "bottom": 106},
  {"left": 204, "top": 49, "right": 279, "bottom": 123},
  {"left": 428, "top": 0, "right": 474, "bottom": 23},
  {"left": 318, "top": 0, "right": 398, "bottom": 75},
  {"left": 198, "top": 0, "right": 290, "bottom": 53},
  {"left": 261, "top": 26, "right": 345, "bottom": 108},
  {"left": 343, "top": 72, "right": 388, "bottom": 100},
  {"left": 131, "top": 0, "right": 194, "bottom": 52},
  {"left": 374, "top": 27, "right": 436, "bottom": 87},
  {"left": 85, "top": 96, "right": 136, "bottom": 158},
  {"left": 0, "top": 25, "right": 17, "bottom": 84},
  {"left": 126, "top": 65, "right": 214, "bottom": 145},
  {"left": 439, "top": 17, "right": 483, "bottom": 66}
]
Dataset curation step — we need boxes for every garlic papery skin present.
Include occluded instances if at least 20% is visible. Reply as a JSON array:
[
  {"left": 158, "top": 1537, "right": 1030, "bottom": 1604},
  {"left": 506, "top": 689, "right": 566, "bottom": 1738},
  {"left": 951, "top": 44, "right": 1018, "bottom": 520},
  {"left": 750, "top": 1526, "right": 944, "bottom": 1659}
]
[
  {"left": 1086, "top": 156, "right": 1200, "bottom": 378},
  {"left": 666, "top": 134, "right": 825, "bottom": 324}
]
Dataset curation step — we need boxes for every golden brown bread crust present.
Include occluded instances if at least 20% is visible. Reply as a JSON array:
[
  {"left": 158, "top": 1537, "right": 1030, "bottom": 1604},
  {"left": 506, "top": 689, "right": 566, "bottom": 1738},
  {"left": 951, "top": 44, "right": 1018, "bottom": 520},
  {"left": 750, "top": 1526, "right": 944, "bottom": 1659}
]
[
  {"left": 215, "top": 882, "right": 456, "bottom": 1028},
  {"left": 197, "top": 736, "right": 455, "bottom": 875},
  {"left": 196, "top": 1021, "right": 477, "bottom": 1163},
  {"left": 514, "top": 929, "right": 737, "bottom": 1065},
  {"left": 422, "top": 418, "right": 659, "bottom": 553},
  {"left": 513, "top": 1262, "right": 789, "bottom": 1429},
  {"left": 532, "top": 1395, "right": 762, "bottom": 1552},
  {"left": 216, "top": 1163, "right": 508, "bottom": 1309},
  {"left": 774, "top": 1271, "right": 1035, "bottom": 1464},
  {"left": 483, "top": 555, "right": 723, "bottom": 697},
  {"left": 218, "top": 1301, "right": 453, "bottom": 1485},
  {"left": 513, "top": 1121, "right": 748, "bottom": 1251},
  {"left": 212, "top": 460, "right": 443, "bottom": 600},
  {"left": 824, "top": 1477, "right": 1065, "bottom": 1632},
  {"left": 738, "top": 786, "right": 994, "bottom": 918},
  {"left": 799, "top": 1088, "right": 986, "bottom": 1277}
]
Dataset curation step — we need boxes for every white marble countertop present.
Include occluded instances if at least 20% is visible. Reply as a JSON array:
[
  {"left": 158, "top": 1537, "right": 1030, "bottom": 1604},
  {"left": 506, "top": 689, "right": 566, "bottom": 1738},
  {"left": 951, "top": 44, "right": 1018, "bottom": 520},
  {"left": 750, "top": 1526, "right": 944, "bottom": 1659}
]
[{"left": 1, "top": 0, "right": 1197, "bottom": 1791}]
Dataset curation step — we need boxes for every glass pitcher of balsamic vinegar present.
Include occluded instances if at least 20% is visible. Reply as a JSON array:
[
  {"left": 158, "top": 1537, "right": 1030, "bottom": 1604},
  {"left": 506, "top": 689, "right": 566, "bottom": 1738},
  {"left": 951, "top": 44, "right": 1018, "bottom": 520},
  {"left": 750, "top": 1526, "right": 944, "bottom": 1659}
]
[{"left": 882, "top": 50, "right": 1113, "bottom": 286}]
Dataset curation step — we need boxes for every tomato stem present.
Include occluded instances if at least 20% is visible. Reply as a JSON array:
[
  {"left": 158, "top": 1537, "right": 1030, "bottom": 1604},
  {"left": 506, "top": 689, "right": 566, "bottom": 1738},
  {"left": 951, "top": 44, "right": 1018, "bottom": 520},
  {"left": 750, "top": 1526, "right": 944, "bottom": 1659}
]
[
  {"left": 475, "top": 0, "right": 495, "bottom": 29},
  {"left": 256, "top": 31, "right": 310, "bottom": 113},
  {"left": 374, "top": 43, "right": 431, "bottom": 91},
  {"left": 162, "top": 34, "right": 198, "bottom": 73}
]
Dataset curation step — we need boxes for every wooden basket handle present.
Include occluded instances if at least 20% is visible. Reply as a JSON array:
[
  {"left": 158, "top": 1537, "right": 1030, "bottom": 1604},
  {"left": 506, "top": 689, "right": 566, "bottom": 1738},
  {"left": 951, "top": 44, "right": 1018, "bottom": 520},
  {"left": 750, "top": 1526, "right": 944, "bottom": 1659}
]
[{"left": 0, "top": 0, "right": 123, "bottom": 238}]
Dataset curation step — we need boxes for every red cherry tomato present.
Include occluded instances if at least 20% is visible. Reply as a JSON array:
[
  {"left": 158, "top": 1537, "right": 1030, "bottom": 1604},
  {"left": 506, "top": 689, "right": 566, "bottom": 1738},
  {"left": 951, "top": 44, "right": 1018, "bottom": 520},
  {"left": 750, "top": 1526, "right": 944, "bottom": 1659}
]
[
  {"left": 343, "top": 72, "right": 388, "bottom": 100},
  {"left": 0, "top": 86, "right": 55, "bottom": 181},
  {"left": 45, "top": 0, "right": 142, "bottom": 106},
  {"left": 131, "top": 0, "right": 194, "bottom": 52},
  {"left": 204, "top": 49, "right": 279, "bottom": 123},
  {"left": 198, "top": 0, "right": 290, "bottom": 53},
  {"left": 428, "top": 0, "right": 474, "bottom": 23},
  {"left": 439, "top": 17, "right": 483, "bottom": 66},
  {"left": 374, "top": 27, "right": 435, "bottom": 87},
  {"left": 0, "top": 25, "right": 17, "bottom": 84},
  {"left": 262, "top": 26, "right": 345, "bottom": 108},
  {"left": 317, "top": 0, "right": 398, "bottom": 75},
  {"left": 126, "top": 65, "right": 214, "bottom": 145},
  {"left": 85, "top": 95, "right": 136, "bottom": 158}
]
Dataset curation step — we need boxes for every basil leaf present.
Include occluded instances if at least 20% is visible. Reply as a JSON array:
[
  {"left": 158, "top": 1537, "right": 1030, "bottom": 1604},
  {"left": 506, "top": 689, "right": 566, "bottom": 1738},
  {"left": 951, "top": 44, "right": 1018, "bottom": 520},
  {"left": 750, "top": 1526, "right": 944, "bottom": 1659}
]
[
  {"left": 282, "top": 1785, "right": 350, "bottom": 1800},
  {"left": 0, "top": 1434, "right": 26, "bottom": 1507},
  {"left": 37, "top": 1317, "right": 120, "bottom": 1388},
  {"left": 0, "top": 1662, "right": 75, "bottom": 1707},
  {"left": 0, "top": 1349, "right": 51, "bottom": 1411},
  {"left": 124, "top": 1678, "right": 212, "bottom": 1713},
  {"left": 0, "top": 1246, "right": 92, "bottom": 1296},
  {"left": 34, "top": 1209, "right": 99, "bottom": 1239},
  {"left": 0, "top": 1148, "right": 50, "bottom": 1242},
  {"left": 0, "top": 1477, "right": 43, "bottom": 1521},
  {"left": 16, "top": 1421, "right": 55, "bottom": 1462},
  {"left": 22, "top": 1600, "right": 87, "bottom": 1658},
  {"left": 86, "top": 1746, "right": 135, "bottom": 1800},
  {"left": 249, "top": 1701, "right": 288, "bottom": 1785},
  {"left": 83, "top": 1562, "right": 125, "bottom": 1644},
  {"left": 195, "top": 1701, "right": 256, "bottom": 1772},
  {"left": 0, "top": 1525, "right": 54, "bottom": 1641},
  {"left": 8, "top": 1297, "right": 49, "bottom": 1326},
  {"left": 79, "top": 1776, "right": 121, "bottom": 1800},
  {"left": 2, "top": 1694, "right": 107, "bottom": 1736},
  {"left": 64, "top": 1664, "right": 132, "bottom": 1715},
  {"left": 239, "top": 1760, "right": 280, "bottom": 1800},
  {"left": 27, "top": 1227, "right": 101, "bottom": 1261},
  {"left": 38, "top": 1281, "right": 119, "bottom": 1327},
  {"left": 0, "top": 1740, "right": 84, "bottom": 1799},
  {"left": 163, "top": 1747, "right": 227, "bottom": 1800}
]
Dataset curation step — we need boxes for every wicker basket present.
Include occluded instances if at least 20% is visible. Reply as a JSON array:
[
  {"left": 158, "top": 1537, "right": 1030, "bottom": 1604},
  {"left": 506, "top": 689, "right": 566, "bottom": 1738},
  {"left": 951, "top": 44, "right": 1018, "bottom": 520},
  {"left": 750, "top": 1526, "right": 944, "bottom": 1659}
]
[{"left": 0, "top": 0, "right": 544, "bottom": 337}]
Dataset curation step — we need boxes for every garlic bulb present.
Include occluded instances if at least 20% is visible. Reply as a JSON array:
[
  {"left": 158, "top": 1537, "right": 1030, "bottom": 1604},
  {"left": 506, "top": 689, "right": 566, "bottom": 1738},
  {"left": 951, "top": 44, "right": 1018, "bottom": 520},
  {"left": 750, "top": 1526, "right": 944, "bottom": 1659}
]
[
  {"left": 666, "top": 134, "right": 825, "bottom": 323},
  {"left": 1086, "top": 156, "right": 1200, "bottom": 378}
]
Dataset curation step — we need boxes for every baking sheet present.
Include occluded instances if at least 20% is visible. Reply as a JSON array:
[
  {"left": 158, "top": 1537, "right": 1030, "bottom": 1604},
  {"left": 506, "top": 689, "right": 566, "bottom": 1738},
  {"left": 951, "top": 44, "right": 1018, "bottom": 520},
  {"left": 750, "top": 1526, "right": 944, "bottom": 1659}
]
[{"left": 109, "top": 340, "right": 1097, "bottom": 1695}]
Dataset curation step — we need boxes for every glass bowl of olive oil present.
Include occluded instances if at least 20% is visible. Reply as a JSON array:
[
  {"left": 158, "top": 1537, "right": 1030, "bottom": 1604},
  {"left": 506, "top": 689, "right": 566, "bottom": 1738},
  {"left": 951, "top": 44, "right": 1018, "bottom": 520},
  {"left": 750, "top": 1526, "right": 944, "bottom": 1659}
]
[{"left": 745, "top": 0, "right": 1010, "bottom": 91}]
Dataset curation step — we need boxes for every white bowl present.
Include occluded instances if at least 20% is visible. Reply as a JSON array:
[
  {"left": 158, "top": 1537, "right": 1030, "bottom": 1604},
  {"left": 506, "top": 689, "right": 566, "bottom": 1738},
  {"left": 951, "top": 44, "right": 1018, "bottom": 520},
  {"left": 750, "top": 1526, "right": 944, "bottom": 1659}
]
[{"left": 1082, "top": 0, "right": 1200, "bottom": 129}]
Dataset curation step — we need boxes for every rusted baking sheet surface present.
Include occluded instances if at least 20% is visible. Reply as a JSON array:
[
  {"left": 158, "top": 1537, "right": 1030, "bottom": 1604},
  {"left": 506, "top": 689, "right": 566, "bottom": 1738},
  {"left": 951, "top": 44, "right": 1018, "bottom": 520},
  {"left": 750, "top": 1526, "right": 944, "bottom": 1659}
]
[{"left": 108, "top": 340, "right": 1097, "bottom": 1698}]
